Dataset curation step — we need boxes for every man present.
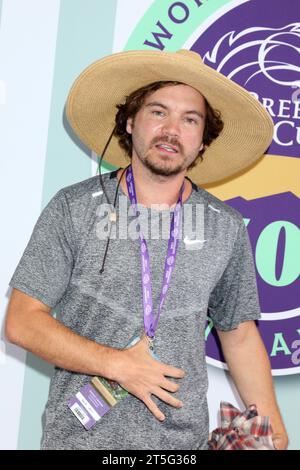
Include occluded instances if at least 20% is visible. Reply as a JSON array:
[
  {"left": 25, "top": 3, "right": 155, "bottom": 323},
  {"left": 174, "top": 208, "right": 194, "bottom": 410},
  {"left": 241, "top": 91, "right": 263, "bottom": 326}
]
[{"left": 5, "top": 50, "right": 288, "bottom": 450}]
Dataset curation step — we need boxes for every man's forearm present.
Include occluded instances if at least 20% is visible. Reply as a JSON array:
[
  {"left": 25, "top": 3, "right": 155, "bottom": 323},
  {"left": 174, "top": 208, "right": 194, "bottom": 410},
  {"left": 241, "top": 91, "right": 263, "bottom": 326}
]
[
  {"left": 219, "top": 323, "right": 288, "bottom": 444},
  {"left": 6, "top": 305, "right": 119, "bottom": 380}
]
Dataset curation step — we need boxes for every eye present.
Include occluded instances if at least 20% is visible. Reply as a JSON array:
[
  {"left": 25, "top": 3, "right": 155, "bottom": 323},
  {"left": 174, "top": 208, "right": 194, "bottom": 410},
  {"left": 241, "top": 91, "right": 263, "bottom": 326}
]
[
  {"left": 185, "top": 117, "right": 198, "bottom": 125},
  {"left": 151, "top": 110, "right": 165, "bottom": 117}
]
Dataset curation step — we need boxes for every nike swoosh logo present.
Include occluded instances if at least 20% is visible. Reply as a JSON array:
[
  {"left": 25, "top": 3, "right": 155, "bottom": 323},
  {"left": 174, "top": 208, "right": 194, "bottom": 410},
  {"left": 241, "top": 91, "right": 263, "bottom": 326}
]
[{"left": 184, "top": 237, "right": 207, "bottom": 245}]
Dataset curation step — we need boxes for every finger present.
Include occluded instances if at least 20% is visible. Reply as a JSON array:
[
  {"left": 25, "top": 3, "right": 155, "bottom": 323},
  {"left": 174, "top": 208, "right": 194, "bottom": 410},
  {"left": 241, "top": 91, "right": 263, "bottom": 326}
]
[
  {"left": 160, "top": 378, "right": 180, "bottom": 393},
  {"left": 153, "top": 387, "right": 183, "bottom": 409},
  {"left": 163, "top": 365, "right": 186, "bottom": 379},
  {"left": 143, "top": 395, "right": 166, "bottom": 422}
]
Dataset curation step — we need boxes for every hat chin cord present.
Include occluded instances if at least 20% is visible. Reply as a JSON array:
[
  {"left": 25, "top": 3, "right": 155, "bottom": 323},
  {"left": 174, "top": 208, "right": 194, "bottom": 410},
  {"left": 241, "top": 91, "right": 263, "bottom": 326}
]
[{"left": 97, "top": 127, "right": 129, "bottom": 274}]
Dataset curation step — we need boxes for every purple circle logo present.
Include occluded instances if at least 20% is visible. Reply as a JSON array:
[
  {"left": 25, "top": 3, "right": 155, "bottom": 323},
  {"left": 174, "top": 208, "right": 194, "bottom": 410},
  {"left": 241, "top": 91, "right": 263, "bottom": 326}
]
[
  {"left": 167, "top": 255, "right": 175, "bottom": 266},
  {"left": 145, "top": 305, "right": 152, "bottom": 316}
]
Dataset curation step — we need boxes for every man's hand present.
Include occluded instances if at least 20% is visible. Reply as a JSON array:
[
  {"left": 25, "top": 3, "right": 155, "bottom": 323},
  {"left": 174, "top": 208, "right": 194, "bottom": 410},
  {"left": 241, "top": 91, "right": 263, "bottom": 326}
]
[
  {"left": 111, "top": 335, "right": 186, "bottom": 422},
  {"left": 272, "top": 432, "right": 289, "bottom": 450}
]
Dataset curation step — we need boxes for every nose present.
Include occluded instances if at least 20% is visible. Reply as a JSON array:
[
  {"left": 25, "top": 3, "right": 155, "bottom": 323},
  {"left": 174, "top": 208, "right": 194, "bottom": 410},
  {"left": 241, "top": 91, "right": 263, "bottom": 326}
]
[{"left": 161, "top": 115, "right": 181, "bottom": 137}]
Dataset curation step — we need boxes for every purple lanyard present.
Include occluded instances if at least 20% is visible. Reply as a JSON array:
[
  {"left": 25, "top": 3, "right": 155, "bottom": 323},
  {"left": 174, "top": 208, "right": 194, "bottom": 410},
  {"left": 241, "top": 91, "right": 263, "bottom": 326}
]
[{"left": 125, "top": 166, "right": 184, "bottom": 340}]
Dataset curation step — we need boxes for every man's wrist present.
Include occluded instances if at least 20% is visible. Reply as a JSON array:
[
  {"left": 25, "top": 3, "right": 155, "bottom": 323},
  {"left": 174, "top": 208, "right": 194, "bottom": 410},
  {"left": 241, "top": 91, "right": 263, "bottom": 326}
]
[{"left": 99, "top": 345, "right": 123, "bottom": 381}]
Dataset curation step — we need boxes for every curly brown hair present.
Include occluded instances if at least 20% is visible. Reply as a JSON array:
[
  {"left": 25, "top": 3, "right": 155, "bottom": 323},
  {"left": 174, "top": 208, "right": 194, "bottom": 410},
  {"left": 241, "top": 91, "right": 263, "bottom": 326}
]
[{"left": 114, "top": 81, "right": 224, "bottom": 170}]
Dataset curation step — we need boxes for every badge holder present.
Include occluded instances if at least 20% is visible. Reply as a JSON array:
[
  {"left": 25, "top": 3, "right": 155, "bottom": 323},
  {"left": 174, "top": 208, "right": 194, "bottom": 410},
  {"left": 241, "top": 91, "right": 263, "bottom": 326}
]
[{"left": 68, "top": 335, "right": 158, "bottom": 430}]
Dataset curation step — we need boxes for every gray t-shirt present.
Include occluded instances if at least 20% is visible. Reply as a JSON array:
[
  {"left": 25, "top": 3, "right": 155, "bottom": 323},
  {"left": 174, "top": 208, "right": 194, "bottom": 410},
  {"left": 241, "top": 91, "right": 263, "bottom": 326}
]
[{"left": 9, "top": 169, "right": 261, "bottom": 450}]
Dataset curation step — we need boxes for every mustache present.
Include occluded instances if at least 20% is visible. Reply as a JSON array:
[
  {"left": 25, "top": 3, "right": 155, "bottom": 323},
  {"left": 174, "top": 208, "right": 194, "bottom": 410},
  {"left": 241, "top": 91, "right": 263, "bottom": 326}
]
[{"left": 151, "top": 136, "right": 183, "bottom": 152}]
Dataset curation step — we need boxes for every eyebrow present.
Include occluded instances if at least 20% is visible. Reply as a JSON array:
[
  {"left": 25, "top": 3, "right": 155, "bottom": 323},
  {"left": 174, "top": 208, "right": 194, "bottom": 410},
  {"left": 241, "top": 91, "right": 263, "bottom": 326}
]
[{"left": 145, "top": 101, "right": 205, "bottom": 120}]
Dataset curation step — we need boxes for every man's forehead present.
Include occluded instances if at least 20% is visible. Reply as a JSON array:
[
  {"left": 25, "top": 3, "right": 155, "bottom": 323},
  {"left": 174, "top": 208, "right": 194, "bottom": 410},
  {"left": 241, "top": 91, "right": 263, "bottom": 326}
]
[{"left": 142, "top": 83, "right": 206, "bottom": 110}]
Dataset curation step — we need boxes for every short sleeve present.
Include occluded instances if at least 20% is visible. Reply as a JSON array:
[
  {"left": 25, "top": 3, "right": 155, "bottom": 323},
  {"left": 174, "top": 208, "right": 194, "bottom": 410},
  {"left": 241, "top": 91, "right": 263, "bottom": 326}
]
[
  {"left": 208, "top": 219, "right": 261, "bottom": 331},
  {"left": 9, "top": 190, "right": 75, "bottom": 308}
]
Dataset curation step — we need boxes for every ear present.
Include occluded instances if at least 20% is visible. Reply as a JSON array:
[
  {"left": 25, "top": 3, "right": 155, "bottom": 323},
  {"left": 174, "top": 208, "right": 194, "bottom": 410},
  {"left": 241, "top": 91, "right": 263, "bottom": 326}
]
[
  {"left": 199, "top": 143, "right": 204, "bottom": 151},
  {"left": 126, "top": 117, "right": 133, "bottom": 134}
]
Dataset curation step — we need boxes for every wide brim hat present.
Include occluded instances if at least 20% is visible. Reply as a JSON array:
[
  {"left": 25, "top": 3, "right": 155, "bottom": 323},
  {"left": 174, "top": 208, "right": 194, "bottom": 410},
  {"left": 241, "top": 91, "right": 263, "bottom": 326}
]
[{"left": 66, "top": 49, "right": 274, "bottom": 185}]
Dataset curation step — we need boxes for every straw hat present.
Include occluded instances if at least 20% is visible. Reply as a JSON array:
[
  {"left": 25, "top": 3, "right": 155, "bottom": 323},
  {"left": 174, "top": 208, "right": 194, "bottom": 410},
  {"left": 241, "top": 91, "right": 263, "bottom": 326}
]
[{"left": 66, "top": 49, "right": 274, "bottom": 185}]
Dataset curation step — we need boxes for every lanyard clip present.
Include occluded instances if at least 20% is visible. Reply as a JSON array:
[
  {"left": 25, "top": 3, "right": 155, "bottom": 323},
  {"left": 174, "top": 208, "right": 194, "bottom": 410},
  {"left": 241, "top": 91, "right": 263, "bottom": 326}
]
[{"left": 146, "top": 335, "right": 155, "bottom": 351}]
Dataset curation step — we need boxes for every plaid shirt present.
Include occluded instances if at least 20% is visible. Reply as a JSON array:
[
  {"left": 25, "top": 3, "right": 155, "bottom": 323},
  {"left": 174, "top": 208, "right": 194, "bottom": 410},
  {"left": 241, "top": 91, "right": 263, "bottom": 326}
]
[{"left": 208, "top": 402, "right": 275, "bottom": 450}]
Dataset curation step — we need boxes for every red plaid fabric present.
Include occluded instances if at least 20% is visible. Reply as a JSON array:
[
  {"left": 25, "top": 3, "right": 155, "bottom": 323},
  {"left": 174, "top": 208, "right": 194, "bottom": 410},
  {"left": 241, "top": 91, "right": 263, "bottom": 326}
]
[{"left": 208, "top": 401, "right": 275, "bottom": 450}]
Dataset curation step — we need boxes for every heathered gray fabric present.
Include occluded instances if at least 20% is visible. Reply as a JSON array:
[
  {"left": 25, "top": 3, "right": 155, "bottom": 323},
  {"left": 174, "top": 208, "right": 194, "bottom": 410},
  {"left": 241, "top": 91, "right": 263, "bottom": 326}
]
[{"left": 9, "top": 170, "right": 261, "bottom": 450}]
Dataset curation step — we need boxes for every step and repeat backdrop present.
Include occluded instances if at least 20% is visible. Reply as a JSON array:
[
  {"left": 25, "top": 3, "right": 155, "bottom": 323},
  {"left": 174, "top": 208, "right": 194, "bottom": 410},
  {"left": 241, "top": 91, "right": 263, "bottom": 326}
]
[{"left": 0, "top": 0, "right": 299, "bottom": 449}]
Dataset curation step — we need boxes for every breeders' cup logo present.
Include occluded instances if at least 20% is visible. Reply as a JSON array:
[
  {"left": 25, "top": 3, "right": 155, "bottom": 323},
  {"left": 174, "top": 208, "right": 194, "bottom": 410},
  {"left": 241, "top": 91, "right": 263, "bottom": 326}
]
[
  {"left": 189, "top": 0, "right": 300, "bottom": 375},
  {"left": 203, "top": 23, "right": 300, "bottom": 92},
  {"left": 191, "top": 7, "right": 300, "bottom": 158},
  {"left": 202, "top": 23, "right": 300, "bottom": 157}
]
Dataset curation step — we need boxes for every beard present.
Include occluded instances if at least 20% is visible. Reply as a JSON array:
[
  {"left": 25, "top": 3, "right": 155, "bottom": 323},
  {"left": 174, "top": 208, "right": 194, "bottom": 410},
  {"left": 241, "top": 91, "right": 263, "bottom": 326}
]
[
  {"left": 142, "top": 152, "right": 187, "bottom": 176},
  {"left": 133, "top": 135, "right": 198, "bottom": 177}
]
